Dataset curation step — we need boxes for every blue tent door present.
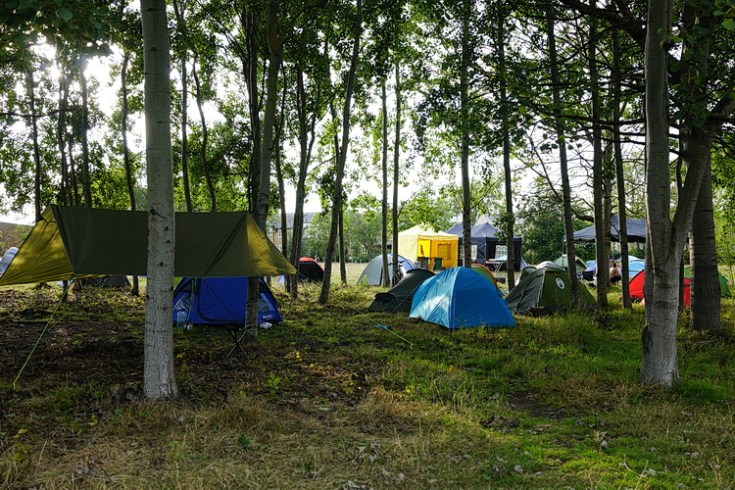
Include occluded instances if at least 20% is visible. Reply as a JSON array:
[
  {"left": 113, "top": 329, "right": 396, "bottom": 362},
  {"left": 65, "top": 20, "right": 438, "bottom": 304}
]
[{"left": 174, "top": 277, "right": 282, "bottom": 325}]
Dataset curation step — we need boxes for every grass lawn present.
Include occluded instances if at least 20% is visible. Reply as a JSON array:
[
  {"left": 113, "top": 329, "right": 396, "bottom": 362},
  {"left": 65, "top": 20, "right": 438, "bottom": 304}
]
[{"left": 1, "top": 273, "right": 734, "bottom": 488}]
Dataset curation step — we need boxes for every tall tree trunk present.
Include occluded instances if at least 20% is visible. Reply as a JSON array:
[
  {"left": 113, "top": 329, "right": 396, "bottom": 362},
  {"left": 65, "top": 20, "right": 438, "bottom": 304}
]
[
  {"left": 79, "top": 56, "right": 93, "bottom": 207},
  {"left": 141, "top": 0, "right": 177, "bottom": 399},
  {"left": 172, "top": 0, "right": 193, "bottom": 212},
  {"left": 247, "top": 0, "right": 283, "bottom": 335},
  {"left": 319, "top": 0, "right": 362, "bottom": 304},
  {"left": 121, "top": 51, "right": 140, "bottom": 296},
  {"left": 244, "top": 10, "right": 261, "bottom": 214},
  {"left": 191, "top": 62, "right": 216, "bottom": 211},
  {"left": 498, "top": 5, "right": 514, "bottom": 287},
  {"left": 459, "top": 0, "right": 472, "bottom": 269},
  {"left": 56, "top": 70, "right": 70, "bottom": 205},
  {"left": 641, "top": 0, "right": 684, "bottom": 388},
  {"left": 68, "top": 138, "right": 80, "bottom": 205},
  {"left": 288, "top": 66, "right": 316, "bottom": 297},
  {"left": 275, "top": 75, "right": 288, "bottom": 257},
  {"left": 339, "top": 206, "right": 347, "bottom": 284},
  {"left": 545, "top": 6, "right": 580, "bottom": 301},
  {"left": 688, "top": 143, "right": 720, "bottom": 331},
  {"left": 26, "top": 69, "right": 42, "bottom": 222},
  {"left": 380, "top": 80, "right": 389, "bottom": 287},
  {"left": 391, "top": 62, "right": 401, "bottom": 286},
  {"left": 589, "top": 6, "right": 608, "bottom": 305},
  {"left": 612, "top": 30, "right": 631, "bottom": 308}
]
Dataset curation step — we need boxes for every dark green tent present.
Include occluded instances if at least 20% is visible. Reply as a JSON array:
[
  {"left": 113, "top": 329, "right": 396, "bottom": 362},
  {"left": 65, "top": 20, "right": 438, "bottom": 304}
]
[
  {"left": 0, "top": 206, "right": 295, "bottom": 285},
  {"left": 368, "top": 269, "right": 434, "bottom": 313},
  {"left": 505, "top": 264, "right": 596, "bottom": 314}
]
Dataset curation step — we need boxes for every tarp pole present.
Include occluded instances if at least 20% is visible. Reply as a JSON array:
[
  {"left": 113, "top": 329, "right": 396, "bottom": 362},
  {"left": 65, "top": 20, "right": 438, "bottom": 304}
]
[{"left": 12, "top": 281, "right": 71, "bottom": 390}]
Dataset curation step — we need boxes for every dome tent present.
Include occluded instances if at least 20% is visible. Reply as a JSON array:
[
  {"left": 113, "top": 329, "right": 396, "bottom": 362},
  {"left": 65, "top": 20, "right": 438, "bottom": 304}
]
[
  {"left": 172, "top": 277, "right": 281, "bottom": 326},
  {"left": 409, "top": 267, "right": 515, "bottom": 329},
  {"left": 368, "top": 269, "right": 434, "bottom": 313},
  {"left": 357, "top": 253, "right": 415, "bottom": 286},
  {"left": 505, "top": 264, "right": 596, "bottom": 314}
]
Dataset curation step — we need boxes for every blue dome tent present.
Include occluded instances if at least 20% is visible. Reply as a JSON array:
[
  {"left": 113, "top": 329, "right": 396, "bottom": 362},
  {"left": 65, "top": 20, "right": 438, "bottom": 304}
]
[
  {"left": 172, "top": 277, "right": 282, "bottom": 326},
  {"left": 410, "top": 267, "right": 516, "bottom": 329}
]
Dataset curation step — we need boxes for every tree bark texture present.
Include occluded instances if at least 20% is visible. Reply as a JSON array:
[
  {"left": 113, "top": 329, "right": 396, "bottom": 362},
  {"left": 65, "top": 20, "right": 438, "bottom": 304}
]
[
  {"left": 380, "top": 80, "right": 390, "bottom": 287},
  {"left": 460, "top": 0, "right": 472, "bottom": 269},
  {"left": 689, "top": 149, "right": 720, "bottom": 331},
  {"left": 141, "top": 0, "right": 177, "bottom": 400},
  {"left": 641, "top": 0, "right": 680, "bottom": 388},
  {"left": 392, "top": 62, "right": 401, "bottom": 286}
]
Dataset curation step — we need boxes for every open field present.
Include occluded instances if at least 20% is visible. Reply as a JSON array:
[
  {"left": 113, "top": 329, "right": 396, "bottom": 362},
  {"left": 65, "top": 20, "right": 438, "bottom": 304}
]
[{"left": 1, "top": 280, "right": 735, "bottom": 488}]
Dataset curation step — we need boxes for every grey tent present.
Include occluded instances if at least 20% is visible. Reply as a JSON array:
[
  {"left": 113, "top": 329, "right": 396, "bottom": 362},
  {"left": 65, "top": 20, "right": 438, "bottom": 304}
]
[
  {"left": 368, "top": 269, "right": 434, "bottom": 313},
  {"left": 572, "top": 215, "right": 647, "bottom": 243},
  {"left": 0, "top": 206, "right": 296, "bottom": 285},
  {"left": 357, "top": 253, "right": 415, "bottom": 286}
]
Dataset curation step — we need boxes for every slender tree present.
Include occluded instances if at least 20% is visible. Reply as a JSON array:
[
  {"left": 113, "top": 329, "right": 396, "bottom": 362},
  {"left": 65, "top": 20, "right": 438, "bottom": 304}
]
[{"left": 141, "top": 0, "right": 177, "bottom": 399}]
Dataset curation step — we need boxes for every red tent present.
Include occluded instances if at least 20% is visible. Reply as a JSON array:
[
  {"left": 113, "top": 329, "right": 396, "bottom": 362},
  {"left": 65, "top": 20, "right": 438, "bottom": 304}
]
[{"left": 629, "top": 270, "right": 691, "bottom": 307}]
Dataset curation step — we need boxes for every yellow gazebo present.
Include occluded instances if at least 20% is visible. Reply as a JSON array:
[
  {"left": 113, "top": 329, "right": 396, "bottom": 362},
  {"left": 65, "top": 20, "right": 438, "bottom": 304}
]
[{"left": 397, "top": 225, "right": 459, "bottom": 270}]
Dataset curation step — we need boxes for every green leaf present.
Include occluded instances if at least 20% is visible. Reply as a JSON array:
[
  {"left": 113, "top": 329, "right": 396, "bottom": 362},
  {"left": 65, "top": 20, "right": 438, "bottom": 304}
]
[
  {"left": 57, "top": 7, "right": 72, "bottom": 22},
  {"left": 723, "top": 18, "right": 735, "bottom": 31}
]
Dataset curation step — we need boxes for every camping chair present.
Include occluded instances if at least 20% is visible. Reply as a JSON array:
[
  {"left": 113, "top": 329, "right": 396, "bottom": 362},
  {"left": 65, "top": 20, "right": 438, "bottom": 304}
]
[
  {"left": 226, "top": 326, "right": 249, "bottom": 359},
  {"left": 432, "top": 257, "right": 444, "bottom": 271}
]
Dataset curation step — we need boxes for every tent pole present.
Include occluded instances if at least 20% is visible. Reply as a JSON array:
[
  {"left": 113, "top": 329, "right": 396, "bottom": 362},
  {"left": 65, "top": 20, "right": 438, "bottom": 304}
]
[{"left": 12, "top": 281, "right": 71, "bottom": 390}]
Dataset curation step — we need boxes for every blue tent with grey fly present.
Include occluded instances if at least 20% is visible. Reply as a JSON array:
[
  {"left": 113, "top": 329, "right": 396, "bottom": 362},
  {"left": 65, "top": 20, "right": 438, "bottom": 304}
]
[{"left": 409, "top": 267, "right": 516, "bottom": 329}]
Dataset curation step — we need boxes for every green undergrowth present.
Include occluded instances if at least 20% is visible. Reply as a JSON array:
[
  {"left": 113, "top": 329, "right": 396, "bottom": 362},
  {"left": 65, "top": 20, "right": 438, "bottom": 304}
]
[{"left": 1, "top": 284, "right": 735, "bottom": 488}]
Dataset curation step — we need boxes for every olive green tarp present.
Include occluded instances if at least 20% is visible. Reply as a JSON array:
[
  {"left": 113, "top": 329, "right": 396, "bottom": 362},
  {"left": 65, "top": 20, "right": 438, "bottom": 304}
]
[{"left": 0, "top": 206, "right": 296, "bottom": 286}]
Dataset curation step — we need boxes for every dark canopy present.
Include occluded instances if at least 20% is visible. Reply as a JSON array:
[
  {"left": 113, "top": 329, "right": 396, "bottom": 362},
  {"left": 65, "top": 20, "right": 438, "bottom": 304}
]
[{"left": 572, "top": 215, "right": 647, "bottom": 243}]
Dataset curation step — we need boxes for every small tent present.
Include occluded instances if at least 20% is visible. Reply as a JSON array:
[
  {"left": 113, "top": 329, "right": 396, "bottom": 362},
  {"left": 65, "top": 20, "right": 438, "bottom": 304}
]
[
  {"left": 0, "top": 206, "right": 295, "bottom": 286},
  {"left": 409, "top": 267, "right": 516, "bottom": 329},
  {"left": 357, "top": 253, "right": 415, "bottom": 285},
  {"left": 397, "top": 225, "right": 459, "bottom": 270},
  {"left": 630, "top": 267, "right": 730, "bottom": 306},
  {"left": 684, "top": 266, "right": 731, "bottom": 298},
  {"left": 297, "top": 257, "right": 324, "bottom": 282},
  {"left": 505, "top": 264, "right": 596, "bottom": 314},
  {"left": 471, "top": 262, "right": 498, "bottom": 288},
  {"left": 368, "top": 269, "right": 434, "bottom": 313},
  {"left": 0, "top": 246, "right": 18, "bottom": 276},
  {"left": 554, "top": 254, "right": 588, "bottom": 276},
  {"left": 172, "top": 277, "right": 281, "bottom": 325}
]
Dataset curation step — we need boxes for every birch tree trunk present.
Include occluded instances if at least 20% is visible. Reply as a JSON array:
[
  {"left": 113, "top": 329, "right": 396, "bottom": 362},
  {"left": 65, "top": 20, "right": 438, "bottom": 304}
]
[
  {"left": 641, "top": 0, "right": 680, "bottom": 387},
  {"left": 391, "top": 62, "right": 401, "bottom": 286},
  {"left": 380, "top": 80, "right": 390, "bottom": 287},
  {"left": 141, "top": 0, "right": 177, "bottom": 400},
  {"left": 459, "top": 0, "right": 472, "bottom": 269}
]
